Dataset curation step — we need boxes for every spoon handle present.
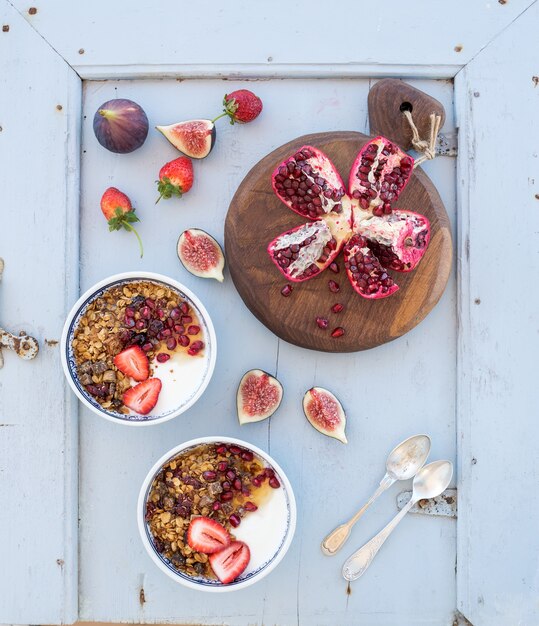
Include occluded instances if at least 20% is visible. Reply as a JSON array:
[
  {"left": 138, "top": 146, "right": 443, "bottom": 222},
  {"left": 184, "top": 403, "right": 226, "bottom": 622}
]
[
  {"left": 342, "top": 498, "right": 415, "bottom": 581},
  {"left": 321, "top": 474, "right": 394, "bottom": 556}
]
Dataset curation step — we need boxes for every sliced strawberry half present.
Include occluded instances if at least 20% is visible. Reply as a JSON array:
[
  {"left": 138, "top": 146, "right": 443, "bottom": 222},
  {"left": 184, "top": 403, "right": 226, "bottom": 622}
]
[
  {"left": 122, "top": 378, "right": 161, "bottom": 415},
  {"left": 187, "top": 517, "right": 231, "bottom": 554},
  {"left": 113, "top": 345, "right": 149, "bottom": 381},
  {"left": 209, "top": 541, "right": 250, "bottom": 584}
]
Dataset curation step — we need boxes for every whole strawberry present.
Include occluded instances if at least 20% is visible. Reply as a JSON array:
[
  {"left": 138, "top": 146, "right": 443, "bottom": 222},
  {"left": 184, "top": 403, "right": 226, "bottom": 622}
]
[
  {"left": 220, "top": 89, "right": 263, "bottom": 125},
  {"left": 100, "top": 187, "right": 144, "bottom": 257},
  {"left": 156, "top": 156, "right": 194, "bottom": 203}
]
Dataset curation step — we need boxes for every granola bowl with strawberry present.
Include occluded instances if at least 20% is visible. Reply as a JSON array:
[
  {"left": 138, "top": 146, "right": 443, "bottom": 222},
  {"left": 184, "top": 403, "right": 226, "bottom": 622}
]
[
  {"left": 61, "top": 272, "right": 216, "bottom": 425},
  {"left": 138, "top": 437, "right": 296, "bottom": 592}
]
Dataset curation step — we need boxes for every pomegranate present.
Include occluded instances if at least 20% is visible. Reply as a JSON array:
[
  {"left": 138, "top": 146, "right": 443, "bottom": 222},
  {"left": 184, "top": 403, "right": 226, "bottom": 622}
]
[
  {"left": 303, "top": 387, "right": 347, "bottom": 443},
  {"left": 267, "top": 136, "right": 431, "bottom": 300},
  {"left": 236, "top": 369, "right": 283, "bottom": 425},
  {"left": 177, "top": 229, "right": 225, "bottom": 282}
]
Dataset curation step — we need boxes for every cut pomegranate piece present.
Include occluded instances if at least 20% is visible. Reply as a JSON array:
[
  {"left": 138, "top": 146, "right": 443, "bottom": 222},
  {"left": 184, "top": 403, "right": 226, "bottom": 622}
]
[
  {"left": 349, "top": 137, "right": 413, "bottom": 216},
  {"left": 272, "top": 145, "right": 346, "bottom": 219},
  {"left": 187, "top": 516, "right": 230, "bottom": 554},
  {"left": 303, "top": 387, "right": 347, "bottom": 443},
  {"left": 343, "top": 234, "right": 398, "bottom": 299},
  {"left": 237, "top": 369, "right": 283, "bottom": 425},
  {"left": 360, "top": 210, "right": 430, "bottom": 272},
  {"left": 209, "top": 541, "right": 251, "bottom": 584}
]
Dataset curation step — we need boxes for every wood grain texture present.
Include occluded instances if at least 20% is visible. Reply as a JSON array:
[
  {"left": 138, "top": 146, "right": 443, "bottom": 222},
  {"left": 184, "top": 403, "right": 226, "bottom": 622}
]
[
  {"left": 455, "top": 4, "right": 539, "bottom": 625},
  {"left": 0, "top": 1, "right": 80, "bottom": 623},
  {"left": 225, "top": 131, "right": 452, "bottom": 352},
  {"left": 9, "top": 0, "right": 536, "bottom": 74},
  {"left": 368, "top": 78, "right": 446, "bottom": 149}
]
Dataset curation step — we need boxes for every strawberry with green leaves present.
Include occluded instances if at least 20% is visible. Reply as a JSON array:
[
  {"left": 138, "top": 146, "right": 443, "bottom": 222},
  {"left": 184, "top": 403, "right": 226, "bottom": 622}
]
[
  {"left": 213, "top": 89, "right": 263, "bottom": 125},
  {"left": 100, "top": 187, "right": 144, "bottom": 257},
  {"left": 156, "top": 156, "right": 194, "bottom": 203}
]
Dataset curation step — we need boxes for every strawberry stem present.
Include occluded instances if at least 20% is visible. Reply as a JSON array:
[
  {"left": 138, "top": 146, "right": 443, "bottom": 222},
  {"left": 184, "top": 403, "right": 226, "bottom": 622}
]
[
  {"left": 211, "top": 112, "right": 228, "bottom": 123},
  {"left": 125, "top": 223, "right": 144, "bottom": 258}
]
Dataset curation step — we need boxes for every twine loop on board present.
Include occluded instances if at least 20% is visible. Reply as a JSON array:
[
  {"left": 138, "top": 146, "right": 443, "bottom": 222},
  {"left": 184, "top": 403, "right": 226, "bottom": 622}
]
[{"left": 402, "top": 110, "right": 442, "bottom": 167}]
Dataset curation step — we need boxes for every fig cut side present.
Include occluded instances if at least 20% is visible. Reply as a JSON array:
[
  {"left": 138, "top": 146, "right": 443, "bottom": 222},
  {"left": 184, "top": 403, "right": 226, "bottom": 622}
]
[
  {"left": 156, "top": 119, "right": 216, "bottom": 159},
  {"left": 177, "top": 229, "right": 225, "bottom": 282},
  {"left": 237, "top": 369, "right": 283, "bottom": 425},
  {"left": 303, "top": 387, "right": 347, "bottom": 443}
]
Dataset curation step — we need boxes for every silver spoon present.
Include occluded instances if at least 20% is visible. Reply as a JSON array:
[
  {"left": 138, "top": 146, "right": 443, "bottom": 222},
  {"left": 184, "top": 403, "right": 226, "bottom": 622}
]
[
  {"left": 321, "top": 434, "right": 431, "bottom": 556},
  {"left": 342, "top": 459, "right": 453, "bottom": 581}
]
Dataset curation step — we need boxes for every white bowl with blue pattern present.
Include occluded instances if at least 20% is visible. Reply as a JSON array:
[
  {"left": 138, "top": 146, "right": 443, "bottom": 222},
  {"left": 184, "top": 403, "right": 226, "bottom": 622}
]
[
  {"left": 138, "top": 436, "right": 297, "bottom": 592},
  {"left": 61, "top": 272, "right": 217, "bottom": 426}
]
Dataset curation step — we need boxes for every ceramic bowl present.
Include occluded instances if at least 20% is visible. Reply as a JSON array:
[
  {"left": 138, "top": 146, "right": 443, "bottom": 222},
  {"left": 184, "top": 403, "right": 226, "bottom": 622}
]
[
  {"left": 61, "top": 272, "right": 217, "bottom": 426},
  {"left": 138, "top": 436, "right": 297, "bottom": 592}
]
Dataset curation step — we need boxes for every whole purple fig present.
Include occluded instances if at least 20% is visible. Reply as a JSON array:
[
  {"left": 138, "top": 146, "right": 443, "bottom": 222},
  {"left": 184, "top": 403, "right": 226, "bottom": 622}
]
[{"left": 93, "top": 98, "right": 149, "bottom": 153}]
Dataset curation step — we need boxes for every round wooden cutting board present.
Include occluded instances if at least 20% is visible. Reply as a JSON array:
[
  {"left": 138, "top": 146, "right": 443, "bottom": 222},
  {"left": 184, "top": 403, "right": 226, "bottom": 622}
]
[{"left": 225, "top": 131, "right": 452, "bottom": 352}]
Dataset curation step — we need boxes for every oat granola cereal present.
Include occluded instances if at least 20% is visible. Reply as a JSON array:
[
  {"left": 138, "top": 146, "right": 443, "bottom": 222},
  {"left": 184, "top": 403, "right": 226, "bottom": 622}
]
[
  {"left": 145, "top": 442, "right": 280, "bottom": 580},
  {"left": 72, "top": 280, "right": 205, "bottom": 414}
]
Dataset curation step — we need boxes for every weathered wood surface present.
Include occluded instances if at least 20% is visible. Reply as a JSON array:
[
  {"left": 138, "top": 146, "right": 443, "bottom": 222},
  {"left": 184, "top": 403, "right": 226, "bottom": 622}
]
[
  {"left": 455, "top": 3, "right": 539, "bottom": 625},
  {"left": 0, "top": 1, "right": 80, "bottom": 623},
  {"left": 10, "top": 0, "right": 535, "bottom": 77},
  {"left": 78, "top": 78, "right": 457, "bottom": 624},
  {"left": 225, "top": 131, "right": 452, "bottom": 352}
]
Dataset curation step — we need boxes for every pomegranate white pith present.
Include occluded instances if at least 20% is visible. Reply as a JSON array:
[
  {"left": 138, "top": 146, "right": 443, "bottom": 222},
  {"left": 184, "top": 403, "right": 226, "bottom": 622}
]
[{"left": 268, "top": 136, "right": 431, "bottom": 300}]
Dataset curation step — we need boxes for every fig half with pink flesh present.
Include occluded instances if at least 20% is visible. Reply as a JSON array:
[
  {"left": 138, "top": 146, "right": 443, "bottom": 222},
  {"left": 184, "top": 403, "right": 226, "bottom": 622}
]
[
  {"left": 237, "top": 369, "right": 283, "bottom": 425},
  {"left": 303, "top": 387, "right": 347, "bottom": 443},
  {"left": 177, "top": 229, "right": 225, "bottom": 282},
  {"left": 156, "top": 120, "right": 216, "bottom": 159}
]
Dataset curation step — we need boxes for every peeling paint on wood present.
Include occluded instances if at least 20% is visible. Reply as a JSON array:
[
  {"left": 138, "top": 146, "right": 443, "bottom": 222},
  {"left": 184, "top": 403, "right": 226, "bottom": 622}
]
[{"left": 397, "top": 489, "right": 458, "bottom": 517}]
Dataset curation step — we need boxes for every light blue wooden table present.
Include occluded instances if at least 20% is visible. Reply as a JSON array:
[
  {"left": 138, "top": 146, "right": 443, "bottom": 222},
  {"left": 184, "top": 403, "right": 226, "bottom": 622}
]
[{"left": 1, "top": 2, "right": 538, "bottom": 625}]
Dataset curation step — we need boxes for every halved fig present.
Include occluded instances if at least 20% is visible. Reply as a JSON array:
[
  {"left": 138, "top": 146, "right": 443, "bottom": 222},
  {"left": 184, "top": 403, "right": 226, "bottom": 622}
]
[
  {"left": 237, "top": 369, "right": 283, "bottom": 425},
  {"left": 267, "top": 204, "right": 352, "bottom": 282},
  {"left": 360, "top": 210, "right": 431, "bottom": 272},
  {"left": 343, "top": 234, "right": 398, "bottom": 299},
  {"left": 156, "top": 119, "right": 216, "bottom": 159},
  {"left": 349, "top": 137, "right": 413, "bottom": 216},
  {"left": 303, "top": 387, "right": 347, "bottom": 443},
  {"left": 177, "top": 229, "right": 225, "bottom": 282},
  {"left": 272, "top": 145, "right": 347, "bottom": 219}
]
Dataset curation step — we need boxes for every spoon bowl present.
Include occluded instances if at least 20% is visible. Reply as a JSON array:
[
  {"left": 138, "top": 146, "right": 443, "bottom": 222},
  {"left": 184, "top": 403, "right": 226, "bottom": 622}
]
[
  {"left": 411, "top": 459, "right": 453, "bottom": 500},
  {"left": 386, "top": 434, "right": 431, "bottom": 481}
]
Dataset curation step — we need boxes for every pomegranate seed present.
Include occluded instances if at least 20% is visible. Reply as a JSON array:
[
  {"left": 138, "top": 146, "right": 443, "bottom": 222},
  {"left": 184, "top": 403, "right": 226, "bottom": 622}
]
[
  {"left": 329, "top": 262, "right": 340, "bottom": 273},
  {"left": 212, "top": 501, "right": 221, "bottom": 511},
  {"left": 281, "top": 284, "right": 293, "bottom": 297},
  {"left": 178, "top": 335, "right": 190, "bottom": 347},
  {"left": 221, "top": 491, "right": 233, "bottom": 502},
  {"left": 156, "top": 352, "right": 170, "bottom": 363},
  {"left": 264, "top": 468, "right": 275, "bottom": 478},
  {"left": 135, "top": 319, "right": 146, "bottom": 330},
  {"left": 179, "top": 302, "right": 189, "bottom": 315},
  {"left": 244, "top": 501, "right": 258, "bottom": 512},
  {"left": 331, "top": 327, "right": 345, "bottom": 338},
  {"left": 142, "top": 342, "right": 153, "bottom": 352},
  {"left": 229, "top": 514, "right": 241, "bottom": 528},
  {"left": 251, "top": 476, "right": 262, "bottom": 487},
  {"left": 222, "top": 481, "right": 231, "bottom": 491},
  {"left": 229, "top": 445, "right": 241, "bottom": 455},
  {"left": 166, "top": 317, "right": 174, "bottom": 328},
  {"left": 216, "top": 444, "right": 227, "bottom": 454},
  {"left": 125, "top": 307, "right": 135, "bottom": 317},
  {"left": 140, "top": 306, "right": 151, "bottom": 319},
  {"left": 170, "top": 307, "right": 181, "bottom": 320},
  {"left": 233, "top": 478, "right": 242, "bottom": 491},
  {"left": 217, "top": 461, "right": 228, "bottom": 472},
  {"left": 269, "top": 476, "right": 281, "bottom": 489},
  {"left": 157, "top": 308, "right": 165, "bottom": 319},
  {"left": 181, "top": 315, "right": 192, "bottom": 324},
  {"left": 241, "top": 451, "right": 254, "bottom": 461},
  {"left": 166, "top": 337, "right": 177, "bottom": 350},
  {"left": 331, "top": 303, "right": 344, "bottom": 313},
  {"left": 226, "top": 469, "right": 236, "bottom": 481},
  {"left": 202, "top": 470, "right": 217, "bottom": 482},
  {"left": 190, "top": 340, "right": 204, "bottom": 351},
  {"left": 188, "top": 325, "right": 200, "bottom": 335},
  {"left": 174, "top": 324, "right": 185, "bottom": 334},
  {"left": 124, "top": 317, "right": 135, "bottom": 328},
  {"left": 316, "top": 316, "right": 329, "bottom": 330},
  {"left": 256, "top": 473, "right": 266, "bottom": 482},
  {"left": 328, "top": 280, "right": 340, "bottom": 293},
  {"left": 242, "top": 487, "right": 251, "bottom": 497}
]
